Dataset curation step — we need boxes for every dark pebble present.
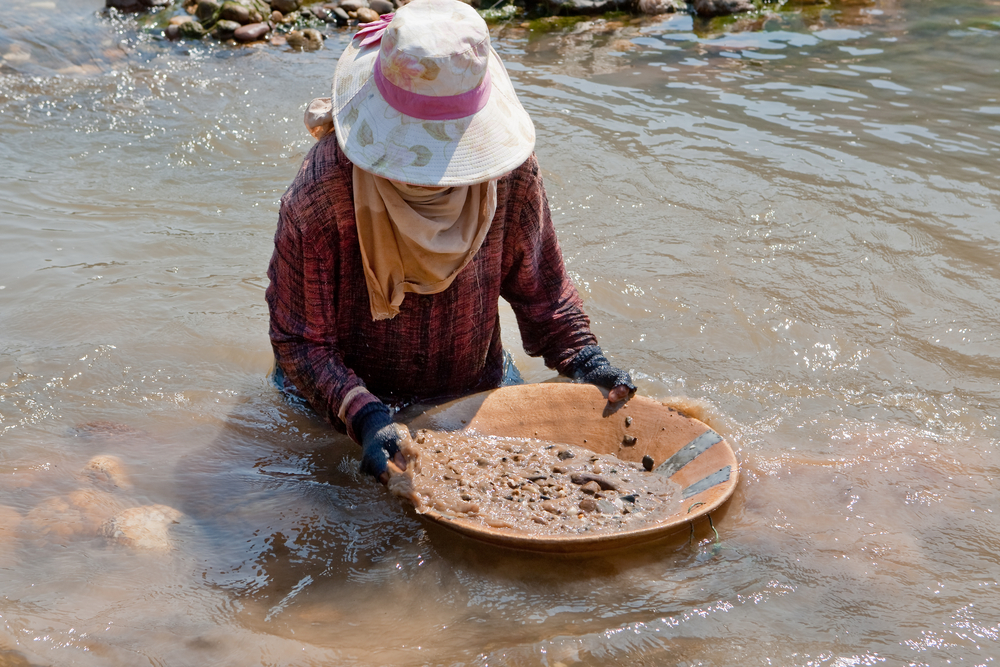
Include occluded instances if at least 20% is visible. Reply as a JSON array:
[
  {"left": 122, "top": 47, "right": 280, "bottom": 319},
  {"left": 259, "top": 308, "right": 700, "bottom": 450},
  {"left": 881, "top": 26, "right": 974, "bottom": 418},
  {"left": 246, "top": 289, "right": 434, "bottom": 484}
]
[
  {"left": 622, "top": 434, "right": 637, "bottom": 446},
  {"left": 165, "top": 23, "right": 182, "bottom": 39},
  {"left": 234, "top": 21, "right": 269, "bottom": 41},
  {"left": 642, "top": 455, "right": 654, "bottom": 472},
  {"left": 369, "top": 0, "right": 393, "bottom": 14},
  {"left": 556, "top": 450, "right": 574, "bottom": 461},
  {"left": 579, "top": 498, "right": 598, "bottom": 512}
]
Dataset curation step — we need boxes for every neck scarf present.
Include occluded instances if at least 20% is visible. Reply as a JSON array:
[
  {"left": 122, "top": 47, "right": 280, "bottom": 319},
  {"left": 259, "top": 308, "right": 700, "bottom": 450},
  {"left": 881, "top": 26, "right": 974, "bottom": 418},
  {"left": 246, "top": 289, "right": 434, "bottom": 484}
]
[{"left": 352, "top": 165, "right": 497, "bottom": 320}]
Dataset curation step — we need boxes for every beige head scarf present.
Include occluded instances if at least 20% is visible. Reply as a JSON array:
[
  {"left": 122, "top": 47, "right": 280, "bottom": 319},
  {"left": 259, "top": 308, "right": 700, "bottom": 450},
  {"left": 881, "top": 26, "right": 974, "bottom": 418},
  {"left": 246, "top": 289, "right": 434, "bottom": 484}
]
[
  {"left": 352, "top": 166, "right": 497, "bottom": 320},
  {"left": 303, "top": 98, "right": 497, "bottom": 321}
]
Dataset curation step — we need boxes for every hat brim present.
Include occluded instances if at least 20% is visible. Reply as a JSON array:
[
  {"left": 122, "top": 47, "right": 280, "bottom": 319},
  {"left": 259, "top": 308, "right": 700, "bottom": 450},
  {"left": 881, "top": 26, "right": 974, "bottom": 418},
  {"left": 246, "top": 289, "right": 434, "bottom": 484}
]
[{"left": 332, "top": 39, "right": 536, "bottom": 187}]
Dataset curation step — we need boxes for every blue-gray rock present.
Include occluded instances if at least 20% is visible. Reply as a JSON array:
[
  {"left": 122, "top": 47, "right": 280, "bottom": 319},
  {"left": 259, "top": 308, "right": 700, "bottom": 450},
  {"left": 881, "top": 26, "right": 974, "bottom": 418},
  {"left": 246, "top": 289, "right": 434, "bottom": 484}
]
[{"left": 370, "top": 0, "right": 394, "bottom": 14}]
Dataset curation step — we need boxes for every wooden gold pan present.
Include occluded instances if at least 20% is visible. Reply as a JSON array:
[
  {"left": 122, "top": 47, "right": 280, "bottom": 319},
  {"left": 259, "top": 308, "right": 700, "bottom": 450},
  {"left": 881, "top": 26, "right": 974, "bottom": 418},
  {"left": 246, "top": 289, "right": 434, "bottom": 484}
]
[{"left": 400, "top": 383, "right": 739, "bottom": 553}]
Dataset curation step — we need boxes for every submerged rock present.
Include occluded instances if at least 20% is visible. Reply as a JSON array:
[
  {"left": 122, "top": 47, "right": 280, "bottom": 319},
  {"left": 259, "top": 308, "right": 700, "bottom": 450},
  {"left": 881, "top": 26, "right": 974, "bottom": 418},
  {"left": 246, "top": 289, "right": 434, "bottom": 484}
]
[
  {"left": 0, "top": 505, "right": 22, "bottom": 566},
  {"left": 100, "top": 504, "right": 183, "bottom": 551},
  {"left": 286, "top": 28, "right": 324, "bottom": 50},
  {"left": 82, "top": 454, "right": 131, "bottom": 489}
]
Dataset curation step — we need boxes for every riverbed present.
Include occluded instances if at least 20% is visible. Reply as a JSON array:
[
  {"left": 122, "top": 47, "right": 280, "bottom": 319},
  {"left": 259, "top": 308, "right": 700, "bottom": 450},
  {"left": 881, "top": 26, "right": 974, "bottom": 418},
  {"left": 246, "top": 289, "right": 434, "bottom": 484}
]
[{"left": 1, "top": 0, "right": 998, "bottom": 664}]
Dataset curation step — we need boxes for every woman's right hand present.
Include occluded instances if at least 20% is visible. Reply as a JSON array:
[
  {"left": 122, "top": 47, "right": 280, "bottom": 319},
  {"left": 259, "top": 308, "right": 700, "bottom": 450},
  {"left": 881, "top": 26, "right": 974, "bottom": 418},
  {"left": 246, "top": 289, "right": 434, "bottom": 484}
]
[{"left": 352, "top": 402, "right": 408, "bottom": 484}]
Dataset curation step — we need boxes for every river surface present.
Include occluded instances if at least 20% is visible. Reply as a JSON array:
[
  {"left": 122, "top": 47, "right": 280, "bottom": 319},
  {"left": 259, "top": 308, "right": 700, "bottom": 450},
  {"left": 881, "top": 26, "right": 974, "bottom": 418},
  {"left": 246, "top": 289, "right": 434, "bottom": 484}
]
[{"left": 2, "top": 0, "right": 999, "bottom": 665}]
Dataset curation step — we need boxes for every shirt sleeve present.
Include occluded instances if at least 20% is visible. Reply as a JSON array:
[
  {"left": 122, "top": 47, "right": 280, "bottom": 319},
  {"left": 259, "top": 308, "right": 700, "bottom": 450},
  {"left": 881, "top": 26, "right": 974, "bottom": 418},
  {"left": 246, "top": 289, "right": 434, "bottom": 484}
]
[
  {"left": 499, "top": 156, "right": 599, "bottom": 374},
  {"left": 265, "top": 192, "right": 381, "bottom": 441}
]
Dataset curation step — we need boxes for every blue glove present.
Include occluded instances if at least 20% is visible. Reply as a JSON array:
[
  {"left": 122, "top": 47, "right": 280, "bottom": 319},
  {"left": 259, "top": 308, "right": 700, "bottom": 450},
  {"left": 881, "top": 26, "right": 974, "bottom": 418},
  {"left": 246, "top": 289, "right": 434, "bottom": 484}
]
[
  {"left": 350, "top": 401, "right": 401, "bottom": 479},
  {"left": 567, "top": 345, "right": 637, "bottom": 401}
]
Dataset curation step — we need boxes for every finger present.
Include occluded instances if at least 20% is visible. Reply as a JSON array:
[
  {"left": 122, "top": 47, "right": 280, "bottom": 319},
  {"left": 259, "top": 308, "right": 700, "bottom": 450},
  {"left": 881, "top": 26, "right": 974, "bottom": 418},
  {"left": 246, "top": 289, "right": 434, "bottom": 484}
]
[{"left": 608, "top": 385, "right": 630, "bottom": 403}]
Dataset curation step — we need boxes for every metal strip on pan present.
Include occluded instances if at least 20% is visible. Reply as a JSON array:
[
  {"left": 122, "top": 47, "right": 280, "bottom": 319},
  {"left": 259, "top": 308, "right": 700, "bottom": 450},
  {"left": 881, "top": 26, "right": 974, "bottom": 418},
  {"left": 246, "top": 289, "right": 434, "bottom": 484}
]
[
  {"left": 654, "top": 430, "right": 723, "bottom": 477},
  {"left": 682, "top": 466, "right": 733, "bottom": 499}
]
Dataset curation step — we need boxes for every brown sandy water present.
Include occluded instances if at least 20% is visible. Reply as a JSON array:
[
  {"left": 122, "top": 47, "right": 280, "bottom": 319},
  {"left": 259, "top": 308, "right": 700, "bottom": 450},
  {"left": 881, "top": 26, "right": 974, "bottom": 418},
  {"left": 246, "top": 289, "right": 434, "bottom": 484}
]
[{"left": 1, "top": 0, "right": 998, "bottom": 664}]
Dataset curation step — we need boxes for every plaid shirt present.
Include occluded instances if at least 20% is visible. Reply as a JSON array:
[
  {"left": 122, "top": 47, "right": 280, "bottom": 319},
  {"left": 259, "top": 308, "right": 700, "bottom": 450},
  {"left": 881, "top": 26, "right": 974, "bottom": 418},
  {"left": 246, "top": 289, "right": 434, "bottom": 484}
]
[{"left": 266, "top": 136, "right": 598, "bottom": 440}]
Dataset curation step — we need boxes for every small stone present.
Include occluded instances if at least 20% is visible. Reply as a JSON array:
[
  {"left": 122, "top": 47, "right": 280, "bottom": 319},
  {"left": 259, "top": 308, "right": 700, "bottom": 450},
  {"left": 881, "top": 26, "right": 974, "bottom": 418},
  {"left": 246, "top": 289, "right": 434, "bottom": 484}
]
[
  {"left": 638, "top": 0, "right": 684, "bottom": 13},
  {"left": 180, "top": 20, "right": 208, "bottom": 38},
  {"left": 165, "top": 24, "right": 182, "bottom": 39},
  {"left": 169, "top": 14, "right": 195, "bottom": 24},
  {"left": 196, "top": 0, "right": 221, "bottom": 21},
  {"left": 579, "top": 498, "right": 598, "bottom": 512},
  {"left": 270, "top": 9, "right": 283, "bottom": 21},
  {"left": 642, "top": 455, "right": 654, "bottom": 472},
  {"left": 556, "top": 449, "right": 574, "bottom": 461},
  {"left": 220, "top": 1, "right": 251, "bottom": 23},
  {"left": 331, "top": 6, "right": 349, "bottom": 24},
  {"left": 625, "top": 416, "right": 633, "bottom": 427},
  {"left": 270, "top": 0, "right": 300, "bottom": 13},
  {"left": 622, "top": 434, "right": 637, "bottom": 447},
  {"left": 234, "top": 21, "right": 270, "bottom": 41},
  {"left": 580, "top": 481, "right": 602, "bottom": 495},
  {"left": 302, "top": 28, "right": 324, "bottom": 49},
  {"left": 570, "top": 473, "right": 618, "bottom": 491},
  {"left": 596, "top": 499, "right": 618, "bottom": 514},
  {"left": 369, "top": 0, "right": 393, "bottom": 14},
  {"left": 213, "top": 19, "right": 242, "bottom": 39},
  {"left": 338, "top": 0, "right": 365, "bottom": 11},
  {"left": 356, "top": 6, "right": 379, "bottom": 22}
]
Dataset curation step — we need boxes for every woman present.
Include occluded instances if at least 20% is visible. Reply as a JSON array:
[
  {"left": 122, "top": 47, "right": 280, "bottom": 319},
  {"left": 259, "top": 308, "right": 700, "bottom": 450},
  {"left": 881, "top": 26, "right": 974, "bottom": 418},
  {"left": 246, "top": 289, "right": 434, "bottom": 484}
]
[{"left": 266, "top": 0, "right": 635, "bottom": 483}]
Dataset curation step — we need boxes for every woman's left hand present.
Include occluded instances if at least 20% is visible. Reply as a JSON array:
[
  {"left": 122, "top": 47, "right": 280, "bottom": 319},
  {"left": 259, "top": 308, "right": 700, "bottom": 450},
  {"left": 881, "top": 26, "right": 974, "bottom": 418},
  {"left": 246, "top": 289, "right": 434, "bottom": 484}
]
[{"left": 568, "top": 345, "right": 637, "bottom": 404}]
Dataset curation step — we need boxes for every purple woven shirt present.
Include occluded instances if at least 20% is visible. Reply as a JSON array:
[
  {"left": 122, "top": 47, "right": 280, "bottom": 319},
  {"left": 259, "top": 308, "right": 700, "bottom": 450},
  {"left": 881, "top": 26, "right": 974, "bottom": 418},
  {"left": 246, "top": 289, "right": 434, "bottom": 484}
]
[{"left": 265, "top": 136, "right": 598, "bottom": 440}]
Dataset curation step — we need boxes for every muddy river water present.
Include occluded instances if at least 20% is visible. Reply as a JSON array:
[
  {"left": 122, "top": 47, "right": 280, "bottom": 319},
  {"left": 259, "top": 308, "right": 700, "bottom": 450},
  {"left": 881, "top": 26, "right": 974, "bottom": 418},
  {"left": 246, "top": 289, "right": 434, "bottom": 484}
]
[{"left": 1, "top": 0, "right": 998, "bottom": 664}]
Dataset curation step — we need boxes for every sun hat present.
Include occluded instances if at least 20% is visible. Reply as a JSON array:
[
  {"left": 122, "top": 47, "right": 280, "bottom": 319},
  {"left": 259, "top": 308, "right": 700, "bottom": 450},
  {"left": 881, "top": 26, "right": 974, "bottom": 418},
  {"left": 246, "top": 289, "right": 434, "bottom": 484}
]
[{"left": 331, "top": 0, "right": 536, "bottom": 187}]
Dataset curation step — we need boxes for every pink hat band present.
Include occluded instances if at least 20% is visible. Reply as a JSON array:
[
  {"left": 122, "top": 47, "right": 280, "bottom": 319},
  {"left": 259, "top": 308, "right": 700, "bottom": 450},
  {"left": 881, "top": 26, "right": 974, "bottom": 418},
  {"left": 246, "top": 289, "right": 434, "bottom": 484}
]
[{"left": 373, "top": 57, "right": 493, "bottom": 122}]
